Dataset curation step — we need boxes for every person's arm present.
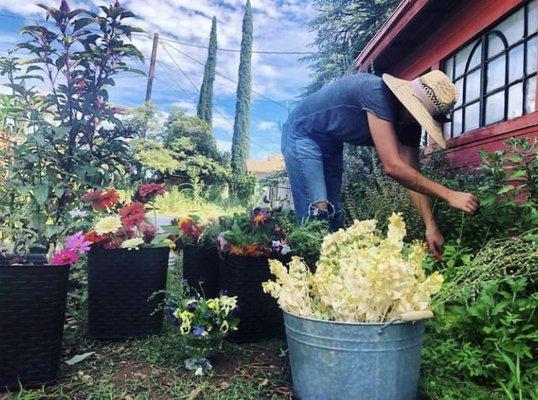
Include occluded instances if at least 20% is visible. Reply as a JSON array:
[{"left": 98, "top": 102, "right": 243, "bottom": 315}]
[
  {"left": 366, "top": 112, "right": 479, "bottom": 214},
  {"left": 399, "top": 144, "right": 445, "bottom": 258}
]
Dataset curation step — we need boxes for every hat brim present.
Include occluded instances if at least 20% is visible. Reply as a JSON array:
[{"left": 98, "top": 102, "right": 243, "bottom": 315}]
[{"left": 382, "top": 73, "right": 447, "bottom": 149}]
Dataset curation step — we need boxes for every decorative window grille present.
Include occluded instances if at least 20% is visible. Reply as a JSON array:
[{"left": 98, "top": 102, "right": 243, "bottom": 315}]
[{"left": 442, "top": 0, "right": 537, "bottom": 138}]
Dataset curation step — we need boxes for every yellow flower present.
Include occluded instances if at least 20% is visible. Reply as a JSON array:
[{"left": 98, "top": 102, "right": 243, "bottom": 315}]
[
  {"left": 162, "top": 238, "right": 176, "bottom": 249},
  {"left": 263, "top": 213, "right": 442, "bottom": 323},
  {"left": 121, "top": 238, "right": 144, "bottom": 250},
  {"left": 220, "top": 320, "right": 229, "bottom": 333},
  {"left": 207, "top": 299, "right": 220, "bottom": 311},
  {"left": 94, "top": 216, "right": 122, "bottom": 235}
]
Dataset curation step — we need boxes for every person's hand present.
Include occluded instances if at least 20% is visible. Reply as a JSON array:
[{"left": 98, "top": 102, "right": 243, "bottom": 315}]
[
  {"left": 425, "top": 225, "right": 445, "bottom": 261},
  {"left": 445, "top": 190, "right": 479, "bottom": 214}
]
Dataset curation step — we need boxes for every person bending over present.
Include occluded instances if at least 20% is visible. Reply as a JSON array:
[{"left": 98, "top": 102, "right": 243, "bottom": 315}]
[{"left": 281, "top": 70, "right": 479, "bottom": 258}]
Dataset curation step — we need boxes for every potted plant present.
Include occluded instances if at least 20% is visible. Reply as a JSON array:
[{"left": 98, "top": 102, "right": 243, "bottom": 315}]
[
  {"left": 165, "top": 287, "right": 239, "bottom": 374},
  {"left": 0, "top": 242, "right": 72, "bottom": 390},
  {"left": 217, "top": 209, "right": 327, "bottom": 343},
  {"left": 263, "top": 213, "right": 443, "bottom": 400},
  {"left": 72, "top": 184, "right": 174, "bottom": 339},
  {"left": 175, "top": 217, "right": 221, "bottom": 299}
]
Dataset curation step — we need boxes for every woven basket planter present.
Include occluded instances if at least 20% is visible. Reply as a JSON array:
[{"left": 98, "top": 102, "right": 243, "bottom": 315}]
[
  {"left": 0, "top": 264, "right": 70, "bottom": 390},
  {"left": 219, "top": 255, "right": 284, "bottom": 343},
  {"left": 87, "top": 247, "right": 169, "bottom": 339},
  {"left": 182, "top": 245, "right": 219, "bottom": 299}
]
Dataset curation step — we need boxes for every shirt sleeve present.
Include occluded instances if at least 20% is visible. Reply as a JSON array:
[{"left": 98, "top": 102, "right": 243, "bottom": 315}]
[{"left": 360, "top": 77, "right": 399, "bottom": 124}]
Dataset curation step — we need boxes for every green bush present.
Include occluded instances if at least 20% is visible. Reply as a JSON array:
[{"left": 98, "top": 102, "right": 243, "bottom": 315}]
[{"left": 154, "top": 187, "right": 245, "bottom": 220}]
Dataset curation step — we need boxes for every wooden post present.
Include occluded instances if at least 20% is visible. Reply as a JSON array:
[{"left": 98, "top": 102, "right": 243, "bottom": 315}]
[{"left": 145, "top": 33, "right": 159, "bottom": 103}]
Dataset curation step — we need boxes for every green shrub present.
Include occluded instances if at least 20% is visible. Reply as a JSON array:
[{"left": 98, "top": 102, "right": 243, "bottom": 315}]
[{"left": 154, "top": 187, "right": 245, "bottom": 220}]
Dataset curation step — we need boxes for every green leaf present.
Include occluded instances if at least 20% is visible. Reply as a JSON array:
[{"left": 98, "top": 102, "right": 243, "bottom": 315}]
[
  {"left": 497, "top": 185, "right": 515, "bottom": 195},
  {"left": 73, "top": 17, "right": 95, "bottom": 31},
  {"left": 33, "top": 183, "right": 49, "bottom": 205},
  {"left": 508, "top": 170, "right": 526, "bottom": 180}
]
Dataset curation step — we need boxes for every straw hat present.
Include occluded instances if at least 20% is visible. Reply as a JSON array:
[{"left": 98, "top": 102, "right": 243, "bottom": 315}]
[{"left": 382, "top": 70, "right": 459, "bottom": 149}]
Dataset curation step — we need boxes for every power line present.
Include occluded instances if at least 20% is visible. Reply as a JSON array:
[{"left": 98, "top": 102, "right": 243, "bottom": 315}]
[
  {"left": 161, "top": 41, "right": 287, "bottom": 109},
  {"left": 138, "top": 33, "right": 314, "bottom": 55},
  {"left": 152, "top": 62, "right": 274, "bottom": 154},
  {"left": 161, "top": 44, "right": 199, "bottom": 92}
]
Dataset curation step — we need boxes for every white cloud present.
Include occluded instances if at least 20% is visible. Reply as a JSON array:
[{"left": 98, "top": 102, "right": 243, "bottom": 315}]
[
  {"left": 258, "top": 121, "right": 278, "bottom": 131},
  {"left": 216, "top": 139, "right": 232, "bottom": 152},
  {"left": 171, "top": 100, "right": 196, "bottom": 113}
]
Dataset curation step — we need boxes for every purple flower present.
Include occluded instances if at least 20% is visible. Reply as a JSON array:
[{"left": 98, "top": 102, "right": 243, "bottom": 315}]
[
  {"left": 60, "top": 0, "right": 70, "bottom": 13},
  {"left": 193, "top": 325, "right": 205, "bottom": 337},
  {"left": 216, "top": 233, "right": 229, "bottom": 251},
  {"left": 186, "top": 300, "right": 197, "bottom": 312},
  {"left": 66, "top": 232, "right": 92, "bottom": 254}
]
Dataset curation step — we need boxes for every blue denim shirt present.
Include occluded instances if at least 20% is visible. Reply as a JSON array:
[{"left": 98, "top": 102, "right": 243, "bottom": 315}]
[{"left": 285, "top": 73, "right": 400, "bottom": 146}]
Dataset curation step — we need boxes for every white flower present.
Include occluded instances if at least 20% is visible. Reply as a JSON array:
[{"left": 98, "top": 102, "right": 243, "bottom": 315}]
[
  {"left": 121, "top": 238, "right": 144, "bottom": 250},
  {"left": 281, "top": 244, "right": 291, "bottom": 255},
  {"left": 94, "top": 216, "right": 122, "bottom": 235},
  {"left": 69, "top": 209, "right": 87, "bottom": 219},
  {"left": 263, "top": 213, "right": 443, "bottom": 323}
]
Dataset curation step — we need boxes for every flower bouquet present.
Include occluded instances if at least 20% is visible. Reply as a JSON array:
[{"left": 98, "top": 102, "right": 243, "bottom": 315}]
[
  {"left": 61, "top": 183, "right": 173, "bottom": 339},
  {"left": 216, "top": 208, "right": 321, "bottom": 342},
  {"left": 176, "top": 217, "right": 221, "bottom": 298},
  {"left": 263, "top": 213, "right": 443, "bottom": 400},
  {"left": 167, "top": 290, "right": 239, "bottom": 374}
]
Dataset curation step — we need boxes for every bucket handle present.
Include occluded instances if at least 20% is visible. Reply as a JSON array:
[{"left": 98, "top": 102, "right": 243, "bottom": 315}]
[{"left": 378, "top": 310, "right": 433, "bottom": 335}]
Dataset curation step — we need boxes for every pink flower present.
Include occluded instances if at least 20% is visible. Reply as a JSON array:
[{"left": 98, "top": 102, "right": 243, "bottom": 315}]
[
  {"left": 119, "top": 202, "right": 146, "bottom": 229},
  {"left": 52, "top": 249, "right": 79, "bottom": 266},
  {"left": 66, "top": 232, "right": 92, "bottom": 254},
  {"left": 137, "top": 183, "right": 166, "bottom": 203}
]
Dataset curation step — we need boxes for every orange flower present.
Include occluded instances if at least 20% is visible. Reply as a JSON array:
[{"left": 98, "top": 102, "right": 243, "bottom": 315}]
[{"left": 100, "top": 189, "right": 120, "bottom": 209}]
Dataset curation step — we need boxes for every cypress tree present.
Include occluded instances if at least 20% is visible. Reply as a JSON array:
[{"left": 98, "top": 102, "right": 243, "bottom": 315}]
[
  {"left": 231, "top": 0, "right": 253, "bottom": 175},
  {"left": 197, "top": 17, "right": 218, "bottom": 125}
]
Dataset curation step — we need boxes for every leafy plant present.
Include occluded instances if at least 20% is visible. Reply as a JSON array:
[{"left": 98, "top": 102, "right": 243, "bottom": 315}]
[{"left": 0, "top": 0, "right": 145, "bottom": 250}]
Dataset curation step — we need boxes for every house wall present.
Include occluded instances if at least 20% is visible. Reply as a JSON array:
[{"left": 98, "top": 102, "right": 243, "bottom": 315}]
[{"left": 380, "top": 0, "right": 537, "bottom": 168}]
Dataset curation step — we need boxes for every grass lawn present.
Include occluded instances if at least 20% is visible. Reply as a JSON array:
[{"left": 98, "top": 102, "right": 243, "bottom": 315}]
[{"left": 0, "top": 261, "right": 292, "bottom": 400}]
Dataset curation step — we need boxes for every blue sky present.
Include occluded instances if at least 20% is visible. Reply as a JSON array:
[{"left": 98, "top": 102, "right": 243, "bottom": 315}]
[{"left": 0, "top": 0, "right": 317, "bottom": 159}]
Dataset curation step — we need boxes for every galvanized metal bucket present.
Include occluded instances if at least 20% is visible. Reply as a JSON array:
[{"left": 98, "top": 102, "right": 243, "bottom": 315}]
[{"left": 284, "top": 311, "right": 430, "bottom": 400}]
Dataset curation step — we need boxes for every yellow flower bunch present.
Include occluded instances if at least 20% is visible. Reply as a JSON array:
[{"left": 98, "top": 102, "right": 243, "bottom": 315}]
[
  {"left": 174, "top": 309, "right": 195, "bottom": 334},
  {"left": 263, "top": 213, "right": 443, "bottom": 323}
]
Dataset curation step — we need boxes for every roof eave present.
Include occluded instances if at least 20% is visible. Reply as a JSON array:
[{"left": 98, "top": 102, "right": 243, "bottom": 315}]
[{"left": 355, "top": 0, "right": 430, "bottom": 71}]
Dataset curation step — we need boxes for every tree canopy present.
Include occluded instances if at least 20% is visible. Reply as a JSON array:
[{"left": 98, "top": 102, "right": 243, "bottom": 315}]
[{"left": 303, "top": 0, "right": 400, "bottom": 95}]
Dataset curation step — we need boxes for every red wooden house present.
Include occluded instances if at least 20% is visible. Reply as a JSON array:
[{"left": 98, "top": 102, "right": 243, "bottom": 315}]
[{"left": 356, "top": 0, "right": 537, "bottom": 168}]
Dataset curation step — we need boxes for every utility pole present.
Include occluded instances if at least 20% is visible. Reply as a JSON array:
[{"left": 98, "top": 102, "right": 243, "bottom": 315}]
[{"left": 145, "top": 33, "right": 159, "bottom": 103}]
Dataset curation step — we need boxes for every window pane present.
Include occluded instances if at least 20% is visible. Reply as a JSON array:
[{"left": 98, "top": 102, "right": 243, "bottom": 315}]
[
  {"left": 454, "top": 77, "right": 464, "bottom": 107},
  {"left": 464, "top": 102, "right": 480, "bottom": 131},
  {"left": 465, "top": 69, "right": 481, "bottom": 102},
  {"left": 529, "top": 0, "right": 537, "bottom": 35},
  {"left": 443, "top": 122, "right": 452, "bottom": 138},
  {"left": 527, "top": 37, "right": 537, "bottom": 74},
  {"left": 485, "top": 91, "right": 505, "bottom": 125},
  {"left": 444, "top": 56, "right": 454, "bottom": 79},
  {"left": 468, "top": 43, "right": 482, "bottom": 70},
  {"left": 507, "top": 82, "right": 523, "bottom": 119},
  {"left": 508, "top": 44, "right": 524, "bottom": 81},
  {"left": 493, "top": 7, "right": 524, "bottom": 46},
  {"left": 488, "top": 34, "right": 506, "bottom": 58},
  {"left": 455, "top": 40, "right": 478, "bottom": 77},
  {"left": 453, "top": 109, "right": 463, "bottom": 137},
  {"left": 525, "top": 76, "right": 536, "bottom": 113},
  {"left": 487, "top": 55, "right": 506, "bottom": 92}
]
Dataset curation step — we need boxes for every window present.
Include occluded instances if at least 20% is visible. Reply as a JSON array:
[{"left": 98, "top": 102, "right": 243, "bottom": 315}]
[{"left": 442, "top": 1, "right": 537, "bottom": 138}]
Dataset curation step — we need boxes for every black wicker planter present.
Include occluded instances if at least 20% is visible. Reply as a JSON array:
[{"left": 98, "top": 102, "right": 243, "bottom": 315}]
[
  {"left": 219, "top": 255, "right": 284, "bottom": 343},
  {"left": 0, "top": 264, "right": 70, "bottom": 390},
  {"left": 87, "top": 247, "right": 169, "bottom": 339},
  {"left": 182, "top": 245, "right": 219, "bottom": 298}
]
